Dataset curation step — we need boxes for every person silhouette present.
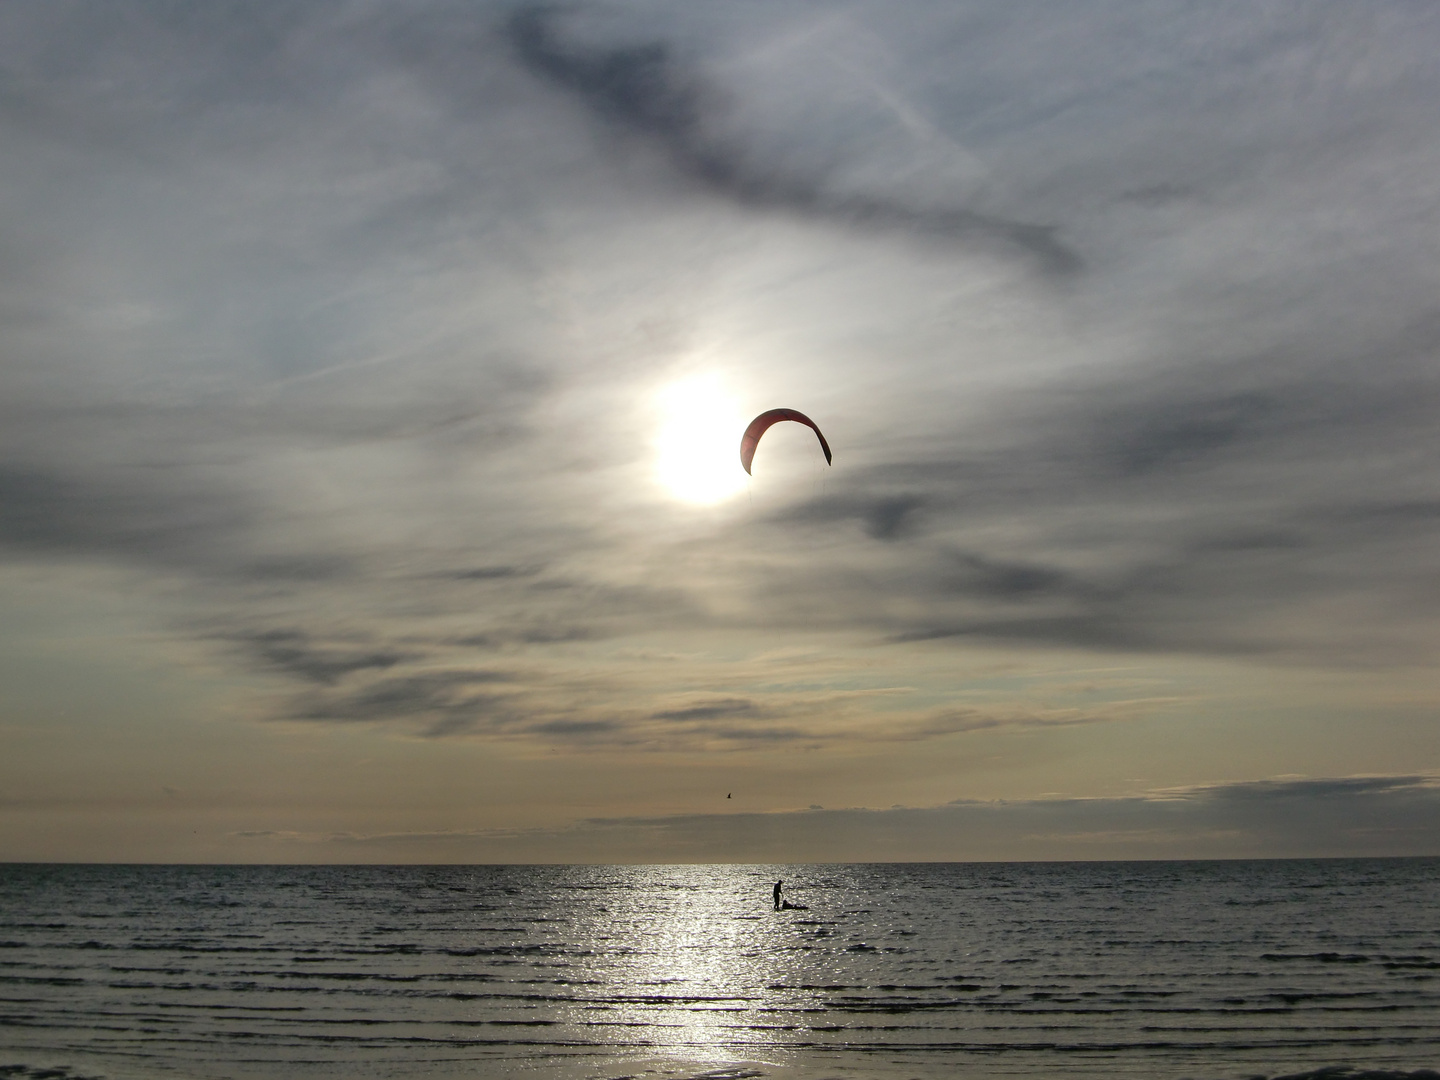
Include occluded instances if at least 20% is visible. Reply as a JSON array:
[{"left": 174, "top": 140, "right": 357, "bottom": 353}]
[{"left": 773, "top": 879, "right": 783, "bottom": 910}]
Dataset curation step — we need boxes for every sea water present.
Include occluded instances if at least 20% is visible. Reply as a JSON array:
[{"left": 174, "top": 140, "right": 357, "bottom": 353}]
[{"left": 1, "top": 860, "right": 1437, "bottom": 1080}]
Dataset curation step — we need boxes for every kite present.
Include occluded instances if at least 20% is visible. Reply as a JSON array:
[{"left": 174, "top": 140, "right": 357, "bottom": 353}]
[{"left": 740, "top": 409, "right": 832, "bottom": 475}]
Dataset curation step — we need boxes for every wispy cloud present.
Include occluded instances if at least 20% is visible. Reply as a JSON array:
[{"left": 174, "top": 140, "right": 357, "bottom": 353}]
[
  {"left": 506, "top": 6, "right": 1082, "bottom": 274},
  {"left": 230, "top": 629, "right": 411, "bottom": 686},
  {"left": 0, "top": 2, "right": 1438, "bottom": 833}
]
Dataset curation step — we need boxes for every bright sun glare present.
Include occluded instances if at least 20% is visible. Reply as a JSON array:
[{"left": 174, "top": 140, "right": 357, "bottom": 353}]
[{"left": 654, "top": 375, "right": 749, "bottom": 504}]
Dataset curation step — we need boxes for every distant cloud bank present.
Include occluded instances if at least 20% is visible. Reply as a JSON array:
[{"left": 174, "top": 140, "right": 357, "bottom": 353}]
[{"left": 231, "top": 774, "right": 1440, "bottom": 862}]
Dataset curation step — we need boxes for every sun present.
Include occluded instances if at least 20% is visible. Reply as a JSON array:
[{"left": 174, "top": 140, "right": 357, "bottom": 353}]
[{"left": 654, "top": 374, "right": 748, "bottom": 504}]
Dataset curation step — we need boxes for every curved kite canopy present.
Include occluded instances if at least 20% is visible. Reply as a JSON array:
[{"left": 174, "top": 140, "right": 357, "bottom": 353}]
[{"left": 740, "top": 408, "right": 833, "bottom": 475}]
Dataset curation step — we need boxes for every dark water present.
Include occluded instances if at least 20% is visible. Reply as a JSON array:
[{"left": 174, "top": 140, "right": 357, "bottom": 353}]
[{"left": 1, "top": 861, "right": 1438, "bottom": 1080}]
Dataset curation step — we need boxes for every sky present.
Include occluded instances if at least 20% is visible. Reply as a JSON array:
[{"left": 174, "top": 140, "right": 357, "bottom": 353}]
[{"left": 2, "top": 1, "right": 1439, "bottom": 863}]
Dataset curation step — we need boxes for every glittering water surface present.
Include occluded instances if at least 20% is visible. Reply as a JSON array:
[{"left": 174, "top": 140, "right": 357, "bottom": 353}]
[{"left": 1, "top": 861, "right": 1437, "bottom": 1080}]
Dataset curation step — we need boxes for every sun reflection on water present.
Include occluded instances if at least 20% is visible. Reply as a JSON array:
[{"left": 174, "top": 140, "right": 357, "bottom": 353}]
[{"left": 564, "top": 865, "right": 806, "bottom": 1071}]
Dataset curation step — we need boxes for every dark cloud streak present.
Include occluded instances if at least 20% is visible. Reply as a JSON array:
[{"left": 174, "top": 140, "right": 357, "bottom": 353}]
[
  {"left": 652, "top": 697, "right": 760, "bottom": 722},
  {"left": 287, "top": 668, "right": 520, "bottom": 737},
  {"left": 507, "top": 6, "right": 1081, "bottom": 274},
  {"left": 0, "top": 463, "right": 253, "bottom": 569},
  {"left": 231, "top": 629, "right": 410, "bottom": 686}
]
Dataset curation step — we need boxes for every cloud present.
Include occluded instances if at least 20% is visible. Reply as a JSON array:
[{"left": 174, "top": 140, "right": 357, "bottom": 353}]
[
  {"left": 738, "top": 350, "right": 1440, "bottom": 663},
  {"left": 652, "top": 696, "right": 759, "bottom": 722},
  {"left": 506, "top": 5, "right": 1081, "bottom": 274},
  {"left": 611, "top": 769, "right": 1440, "bottom": 862},
  {"left": 229, "top": 629, "right": 410, "bottom": 686},
  {"left": 903, "top": 697, "right": 1175, "bottom": 738},
  {"left": 774, "top": 493, "right": 928, "bottom": 541},
  {"left": 216, "top": 612, "right": 1170, "bottom": 749},
  {"left": 1, "top": 0, "right": 1439, "bottom": 779},
  {"left": 285, "top": 669, "right": 520, "bottom": 734},
  {"left": 227, "top": 774, "right": 1440, "bottom": 862},
  {"left": 0, "top": 462, "right": 252, "bottom": 570},
  {"left": 427, "top": 565, "right": 541, "bottom": 581}
]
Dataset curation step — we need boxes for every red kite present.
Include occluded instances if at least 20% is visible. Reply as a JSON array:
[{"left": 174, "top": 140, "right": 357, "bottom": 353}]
[{"left": 740, "top": 409, "right": 832, "bottom": 475}]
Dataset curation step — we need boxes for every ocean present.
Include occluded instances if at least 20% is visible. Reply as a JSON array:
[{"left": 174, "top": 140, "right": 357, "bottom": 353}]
[{"left": 1, "top": 860, "right": 1437, "bottom": 1080}]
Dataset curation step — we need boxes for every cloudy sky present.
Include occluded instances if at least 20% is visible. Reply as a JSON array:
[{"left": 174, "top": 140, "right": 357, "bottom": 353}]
[{"left": 2, "top": 1, "right": 1438, "bottom": 863}]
